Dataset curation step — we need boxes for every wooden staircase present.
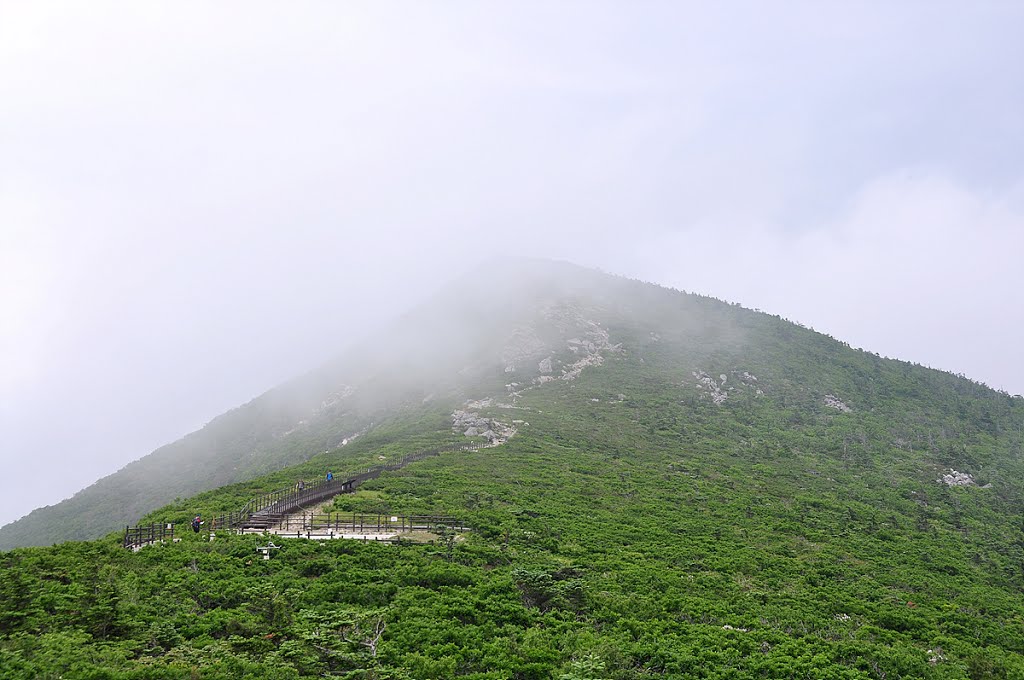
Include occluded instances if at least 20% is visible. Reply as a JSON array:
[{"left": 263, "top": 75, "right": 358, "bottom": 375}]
[
  {"left": 124, "top": 442, "right": 476, "bottom": 548},
  {"left": 239, "top": 512, "right": 285, "bottom": 531}
]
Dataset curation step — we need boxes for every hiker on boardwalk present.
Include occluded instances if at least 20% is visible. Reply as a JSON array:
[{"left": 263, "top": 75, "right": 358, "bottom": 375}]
[
  {"left": 326, "top": 471, "right": 333, "bottom": 482},
  {"left": 191, "top": 516, "right": 203, "bottom": 533},
  {"left": 297, "top": 479, "right": 305, "bottom": 491}
]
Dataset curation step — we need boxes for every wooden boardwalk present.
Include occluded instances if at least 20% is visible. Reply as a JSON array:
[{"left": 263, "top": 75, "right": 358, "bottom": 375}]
[
  {"left": 123, "top": 522, "right": 176, "bottom": 551},
  {"left": 124, "top": 443, "right": 472, "bottom": 549},
  {"left": 238, "top": 513, "right": 467, "bottom": 542}
]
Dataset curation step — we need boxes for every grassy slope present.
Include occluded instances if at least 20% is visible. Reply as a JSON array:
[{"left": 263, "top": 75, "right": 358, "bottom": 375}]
[
  {"left": 2, "top": 271, "right": 1024, "bottom": 678},
  {"left": 0, "top": 257, "right": 567, "bottom": 550}
]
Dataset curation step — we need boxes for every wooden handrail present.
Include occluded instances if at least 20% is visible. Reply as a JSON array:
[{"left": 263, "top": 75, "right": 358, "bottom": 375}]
[
  {"left": 123, "top": 522, "right": 175, "bottom": 550},
  {"left": 127, "top": 442, "right": 475, "bottom": 545}
]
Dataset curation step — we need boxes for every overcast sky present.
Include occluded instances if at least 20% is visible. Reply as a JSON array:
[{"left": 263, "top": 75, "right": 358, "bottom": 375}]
[{"left": 2, "top": 2, "right": 1023, "bottom": 529}]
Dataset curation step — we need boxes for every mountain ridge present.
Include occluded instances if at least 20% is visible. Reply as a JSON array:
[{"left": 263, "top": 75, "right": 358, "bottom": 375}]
[
  {"left": 3, "top": 259, "right": 1024, "bottom": 677},
  {"left": 0, "top": 258, "right": 642, "bottom": 547},
  {"left": 2, "top": 258, "right": 1020, "bottom": 552}
]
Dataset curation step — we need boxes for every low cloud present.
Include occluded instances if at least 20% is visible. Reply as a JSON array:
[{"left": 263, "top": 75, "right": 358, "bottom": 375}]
[
  {"left": 631, "top": 170, "right": 1024, "bottom": 394},
  {"left": 2, "top": 2, "right": 1022, "bottom": 526}
]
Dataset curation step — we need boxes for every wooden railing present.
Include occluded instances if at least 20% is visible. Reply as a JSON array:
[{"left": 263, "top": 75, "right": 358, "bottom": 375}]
[
  {"left": 123, "top": 522, "right": 174, "bottom": 550},
  {"left": 272, "top": 513, "right": 467, "bottom": 536},
  {"left": 234, "top": 444, "right": 468, "bottom": 528},
  {"left": 123, "top": 442, "right": 475, "bottom": 548},
  {"left": 226, "top": 443, "right": 472, "bottom": 529}
]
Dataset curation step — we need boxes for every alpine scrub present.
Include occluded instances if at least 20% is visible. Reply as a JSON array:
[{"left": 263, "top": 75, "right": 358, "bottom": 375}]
[{"left": 2, "top": 262, "right": 1023, "bottom": 677}]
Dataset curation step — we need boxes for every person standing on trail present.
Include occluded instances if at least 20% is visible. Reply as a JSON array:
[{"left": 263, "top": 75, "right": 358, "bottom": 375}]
[
  {"left": 191, "top": 516, "right": 202, "bottom": 533},
  {"left": 298, "top": 479, "right": 305, "bottom": 491},
  {"left": 326, "top": 471, "right": 333, "bottom": 482}
]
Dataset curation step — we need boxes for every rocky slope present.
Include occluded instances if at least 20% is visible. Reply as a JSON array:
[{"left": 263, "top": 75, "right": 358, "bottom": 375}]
[{"left": 3, "top": 258, "right": 1021, "bottom": 553}]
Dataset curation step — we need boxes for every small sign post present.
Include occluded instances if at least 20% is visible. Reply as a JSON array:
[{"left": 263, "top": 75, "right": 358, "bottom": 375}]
[{"left": 256, "top": 542, "right": 281, "bottom": 560}]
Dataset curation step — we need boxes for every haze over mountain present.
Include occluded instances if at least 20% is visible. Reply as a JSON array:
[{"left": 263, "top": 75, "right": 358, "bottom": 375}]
[
  {"left": 4, "top": 3, "right": 1024, "bottom": 675},
  {"left": 3, "top": 259, "right": 1019, "bottom": 553},
  {"left": 4, "top": 2, "right": 1024, "bottom": 534},
  {"left": 3, "top": 258, "right": 1024, "bottom": 677}
]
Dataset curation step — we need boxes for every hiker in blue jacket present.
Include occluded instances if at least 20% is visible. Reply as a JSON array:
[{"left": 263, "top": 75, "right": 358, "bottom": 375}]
[{"left": 326, "top": 471, "right": 333, "bottom": 482}]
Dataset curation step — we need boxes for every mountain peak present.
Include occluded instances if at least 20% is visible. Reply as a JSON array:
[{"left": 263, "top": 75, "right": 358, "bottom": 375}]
[{"left": 2, "top": 262, "right": 1019, "bottom": 550}]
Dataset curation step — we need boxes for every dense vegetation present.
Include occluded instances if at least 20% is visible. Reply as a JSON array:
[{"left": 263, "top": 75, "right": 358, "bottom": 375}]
[
  {"left": 0, "top": 259, "right": 557, "bottom": 549},
  {"left": 3, "top": 261, "right": 1024, "bottom": 677}
]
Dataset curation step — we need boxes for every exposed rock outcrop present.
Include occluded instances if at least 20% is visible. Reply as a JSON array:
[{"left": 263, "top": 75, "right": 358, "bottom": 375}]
[
  {"left": 553, "top": 320, "right": 622, "bottom": 383},
  {"left": 824, "top": 395, "right": 852, "bottom": 413},
  {"left": 501, "top": 327, "right": 548, "bottom": 374},
  {"left": 689, "top": 370, "right": 762, "bottom": 405},
  {"left": 692, "top": 371, "right": 729, "bottom": 405},
  {"left": 452, "top": 407, "right": 517, "bottom": 446},
  {"left": 318, "top": 385, "right": 355, "bottom": 412},
  {"left": 939, "top": 469, "right": 977, "bottom": 487}
]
